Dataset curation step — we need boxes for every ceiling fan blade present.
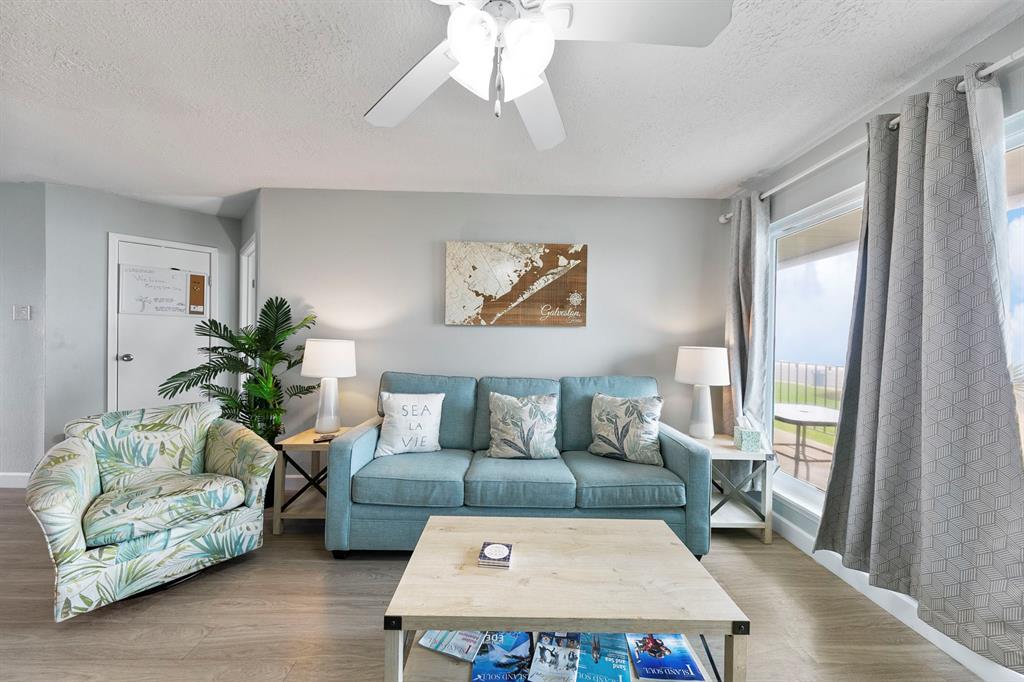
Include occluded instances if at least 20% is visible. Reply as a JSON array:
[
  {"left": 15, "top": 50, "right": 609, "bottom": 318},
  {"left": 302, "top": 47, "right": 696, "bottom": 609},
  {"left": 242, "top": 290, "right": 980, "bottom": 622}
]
[
  {"left": 513, "top": 75, "right": 565, "bottom": 151},
  {"left": 365, "top": 41, "right": 456, "bottom": 127},
  {"left": 544, "top": 0, "right": 733, "bottom": 47}
]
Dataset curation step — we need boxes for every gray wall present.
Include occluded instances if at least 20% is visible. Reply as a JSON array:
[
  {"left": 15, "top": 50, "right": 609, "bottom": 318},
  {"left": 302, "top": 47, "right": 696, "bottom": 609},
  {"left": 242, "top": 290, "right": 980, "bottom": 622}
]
[
  {"left": 0, "top": 184, "right": 47, "bottom": 477},
  {"left": 254, "top": 188, "right": 730, "bottom": 436},
  {"left": 763, "top": 17, "right": 1024, "bottom": 220},
  {"left": 43, "top": 184, "right": 241, "bottom": 449}
]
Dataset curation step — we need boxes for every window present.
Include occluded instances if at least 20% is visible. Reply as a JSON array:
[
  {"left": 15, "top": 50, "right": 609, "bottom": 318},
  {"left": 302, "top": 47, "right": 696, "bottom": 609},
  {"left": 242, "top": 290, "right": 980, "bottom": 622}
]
[
  {"left": 1006, "top": 128, "right": 1024, "bottom": 446},
  {"left": 771, "top": 207, "right": 861, "bottom": 491}
]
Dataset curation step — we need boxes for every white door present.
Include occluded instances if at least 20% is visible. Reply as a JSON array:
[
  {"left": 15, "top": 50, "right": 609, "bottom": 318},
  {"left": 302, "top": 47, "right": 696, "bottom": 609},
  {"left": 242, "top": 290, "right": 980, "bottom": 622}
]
[
  {"left": 108, "top": 236, "right": 217, "bottom": 410},
  {"left": 239, "top": 236, "right": 257, "bottom": 328}
]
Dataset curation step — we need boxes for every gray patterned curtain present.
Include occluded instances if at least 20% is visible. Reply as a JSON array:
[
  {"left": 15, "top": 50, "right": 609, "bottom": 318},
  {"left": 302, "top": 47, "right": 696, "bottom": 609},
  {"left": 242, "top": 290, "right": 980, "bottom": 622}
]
[
  {"left": 815, "top": 65, "right": 1024, "bottom": 672},
  {"left": 724, "top": 192, "right": 771, "bottom": 484}
]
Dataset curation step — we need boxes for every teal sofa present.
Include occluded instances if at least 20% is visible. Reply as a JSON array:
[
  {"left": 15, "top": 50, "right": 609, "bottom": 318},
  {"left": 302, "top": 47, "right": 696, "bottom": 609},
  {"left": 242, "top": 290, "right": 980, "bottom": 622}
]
[{"left": 326, "top": 373, "right": 713, "bottom": 558}]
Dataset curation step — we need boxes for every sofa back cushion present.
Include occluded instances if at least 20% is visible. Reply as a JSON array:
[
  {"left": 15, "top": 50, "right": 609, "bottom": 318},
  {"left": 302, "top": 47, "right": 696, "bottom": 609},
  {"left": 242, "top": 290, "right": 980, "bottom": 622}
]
[
  {"left": 378, "top": 372, "right": 477, "bottom": 450},
  {"left": 473, "top": 376, "right": 562, "bottom": 451},
  {"left": 559, "top": 376, "right": 660, "bottom": 451},
  {"left": 64, "top": 402, "right": 222, "bottom": 491}
]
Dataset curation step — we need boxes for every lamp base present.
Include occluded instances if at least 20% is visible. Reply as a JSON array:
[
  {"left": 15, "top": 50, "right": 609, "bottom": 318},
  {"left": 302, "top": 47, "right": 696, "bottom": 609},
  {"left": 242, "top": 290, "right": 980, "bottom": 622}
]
[
  {"left": 688, "top": 384, "right": 715, "bottom": 440},
  {"left": 314, "top": 377, "right": 341, "bottom": 434}
]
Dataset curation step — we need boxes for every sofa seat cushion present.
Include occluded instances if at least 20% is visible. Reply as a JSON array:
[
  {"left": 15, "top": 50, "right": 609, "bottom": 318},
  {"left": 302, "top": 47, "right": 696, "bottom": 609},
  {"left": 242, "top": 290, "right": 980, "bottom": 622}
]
[
  {"left": 464, "top": 451, "right": 576, "bottom": 509},
  {"left": 561, "top": 451, "right": 685, "bottom": 509},
  {"left": 352, "top": 449, "right": 473, "bottom": 507},
  {"left": 83, "top": 471, "right": 245, "bottom": 547}
]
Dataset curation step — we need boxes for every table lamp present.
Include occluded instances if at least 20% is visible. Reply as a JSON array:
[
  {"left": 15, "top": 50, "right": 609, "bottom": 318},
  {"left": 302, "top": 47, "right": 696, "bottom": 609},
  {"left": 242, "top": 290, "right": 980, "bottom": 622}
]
[
  {"left": 300, "top": 339, "right": 356, "bottom": 433},
  {"left": 675, "top": 346, "right": 730, "bottom": 440}
]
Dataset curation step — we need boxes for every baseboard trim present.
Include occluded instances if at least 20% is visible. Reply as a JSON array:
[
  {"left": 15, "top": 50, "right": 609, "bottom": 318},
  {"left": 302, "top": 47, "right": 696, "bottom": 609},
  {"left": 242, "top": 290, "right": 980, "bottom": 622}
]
[
  {"left": 0, "top": 473, "right": 30, "bottom": 488},
  {"left": 771, "top": 510, "right": 1024, "bottom": 682}
]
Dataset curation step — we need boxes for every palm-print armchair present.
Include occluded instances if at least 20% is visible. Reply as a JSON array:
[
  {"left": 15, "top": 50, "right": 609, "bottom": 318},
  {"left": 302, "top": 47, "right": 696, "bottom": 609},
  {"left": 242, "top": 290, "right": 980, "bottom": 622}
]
[{"left": 26, "top": 402, "right": 276, "bottom": 621}]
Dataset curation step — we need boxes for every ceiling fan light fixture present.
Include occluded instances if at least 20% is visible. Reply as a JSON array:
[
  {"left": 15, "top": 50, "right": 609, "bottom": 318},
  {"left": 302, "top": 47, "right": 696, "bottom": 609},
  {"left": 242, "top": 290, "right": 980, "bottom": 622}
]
[
  {"left": 450, "top": 62, "right": 493, "bottom": 100},
  {"left": 500, "top": 62, "right": 543, "bottom": 101},
  {"left": 446, "top": 5, "right": 498, "bottom": 67},
  {"left": 502, "top": 18, "right": 554, "bottom": 76}
]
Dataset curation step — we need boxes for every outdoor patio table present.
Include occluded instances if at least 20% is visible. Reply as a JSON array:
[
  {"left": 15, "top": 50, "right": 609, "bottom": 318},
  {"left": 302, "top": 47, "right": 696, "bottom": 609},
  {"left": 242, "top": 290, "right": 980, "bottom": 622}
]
[{"left": 774, "top": 403, "right": 840, "bottom": 480}]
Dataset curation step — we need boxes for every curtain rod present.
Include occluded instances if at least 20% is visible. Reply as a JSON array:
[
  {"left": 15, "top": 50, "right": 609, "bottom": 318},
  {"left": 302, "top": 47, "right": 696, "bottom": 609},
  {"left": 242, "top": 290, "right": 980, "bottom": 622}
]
[{"left": 717, "top": 47, "right": 1024, "bottom": 225}]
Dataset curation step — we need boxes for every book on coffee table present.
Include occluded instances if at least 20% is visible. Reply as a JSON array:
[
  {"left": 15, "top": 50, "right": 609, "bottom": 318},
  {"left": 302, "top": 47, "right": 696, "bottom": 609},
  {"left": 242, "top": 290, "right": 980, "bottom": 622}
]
[
  {"left": 471, "top": 631, "right": 533, "bottom": 681},
  {"left": 578, "top": 633, "right": 630, "bottom": 682},
  {"left": 626, "top": 633, "right": 705, "bottom": 681},
  {"left": 417, "top": 630, "right": 485, "bottom": 662},
  {"left": 528, "top": 632, "right": 581, "bottom": 682}
]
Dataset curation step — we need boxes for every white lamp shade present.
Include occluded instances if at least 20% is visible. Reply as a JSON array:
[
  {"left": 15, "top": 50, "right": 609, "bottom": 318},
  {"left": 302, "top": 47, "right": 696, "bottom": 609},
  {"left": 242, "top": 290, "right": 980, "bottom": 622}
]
[
  {"left": 674, "top": 346, "right": 730, "bottom": 386},
  {"left": 300, "top": 339, "right": 356, "bottom": 378}
]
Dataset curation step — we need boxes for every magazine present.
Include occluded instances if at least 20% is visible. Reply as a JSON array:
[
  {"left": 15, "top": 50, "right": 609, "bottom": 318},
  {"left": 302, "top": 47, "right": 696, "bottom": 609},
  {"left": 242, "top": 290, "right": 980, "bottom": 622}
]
[
  {"left": 625, "top": 633, "right": 705, "bottom": 681},
  {"left": 417, "top": 630, "right": 486, "bottom": 662},
  {"left": 578, "top": 633, "right": 630, "bottom": 682},
  {"left": 471, "top": 631, "right": 533, "bottom": 681},
  {"left": 528, "top": 632, "right": 581, "bottom": 682}
]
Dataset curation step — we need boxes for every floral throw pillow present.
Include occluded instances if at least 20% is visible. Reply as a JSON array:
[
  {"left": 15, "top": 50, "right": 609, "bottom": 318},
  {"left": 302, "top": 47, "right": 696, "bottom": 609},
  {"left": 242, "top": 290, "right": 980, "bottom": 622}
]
[
  {"left": 588, "top": 393, "right": 664, "bottom": 466},
  {"left": 487, "top": 393, "right": 559, "bottom": 459}
]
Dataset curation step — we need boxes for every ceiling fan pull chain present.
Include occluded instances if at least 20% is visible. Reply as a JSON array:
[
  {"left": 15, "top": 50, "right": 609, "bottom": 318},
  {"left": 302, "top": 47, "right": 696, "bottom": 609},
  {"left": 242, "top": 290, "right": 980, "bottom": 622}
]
[{"left": 493, "top": 48, "right": 504, "bottom": 118}]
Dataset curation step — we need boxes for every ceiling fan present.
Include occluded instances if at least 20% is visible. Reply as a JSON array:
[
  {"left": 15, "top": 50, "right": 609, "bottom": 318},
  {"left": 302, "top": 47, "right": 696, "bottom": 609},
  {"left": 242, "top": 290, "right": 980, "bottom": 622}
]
[{"left": 364, "top": 0, "right": 734, "bottom": 150}]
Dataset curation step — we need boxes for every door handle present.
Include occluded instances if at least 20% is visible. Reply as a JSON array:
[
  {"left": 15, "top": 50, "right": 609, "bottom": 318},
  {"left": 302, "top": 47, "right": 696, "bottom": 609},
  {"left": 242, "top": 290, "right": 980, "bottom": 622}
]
[{"left": 120, "top": 353, "right": 134, "bottom": 362}]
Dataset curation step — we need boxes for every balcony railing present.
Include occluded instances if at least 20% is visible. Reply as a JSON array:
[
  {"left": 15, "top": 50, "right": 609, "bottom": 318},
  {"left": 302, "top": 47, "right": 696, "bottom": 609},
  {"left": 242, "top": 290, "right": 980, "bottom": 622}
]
[{"left": 773, "top": 360, "right": 845, "bottom": 490}]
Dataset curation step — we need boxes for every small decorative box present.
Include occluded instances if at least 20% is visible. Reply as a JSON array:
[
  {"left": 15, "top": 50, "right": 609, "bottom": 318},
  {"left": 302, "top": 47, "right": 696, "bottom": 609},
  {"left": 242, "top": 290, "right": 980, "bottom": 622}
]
[{"left": 733, "top": 427, "right": 762, "bottom": 452}]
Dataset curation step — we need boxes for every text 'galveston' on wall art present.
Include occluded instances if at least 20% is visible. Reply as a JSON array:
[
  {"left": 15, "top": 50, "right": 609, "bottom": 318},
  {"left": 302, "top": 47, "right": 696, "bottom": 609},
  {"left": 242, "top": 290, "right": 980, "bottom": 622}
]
[{"left": 445, "top": 241, "right": 588, "bottom": 327}]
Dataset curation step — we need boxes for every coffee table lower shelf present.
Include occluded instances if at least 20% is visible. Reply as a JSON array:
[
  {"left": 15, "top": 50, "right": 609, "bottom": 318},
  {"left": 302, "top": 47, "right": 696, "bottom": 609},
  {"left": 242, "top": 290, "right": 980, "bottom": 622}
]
[
  {"left": 399, "top": 630, "right": 722, "bottom": 682},
  {"left": 386, "top": 625, "right": 746, "bottom": 682}
]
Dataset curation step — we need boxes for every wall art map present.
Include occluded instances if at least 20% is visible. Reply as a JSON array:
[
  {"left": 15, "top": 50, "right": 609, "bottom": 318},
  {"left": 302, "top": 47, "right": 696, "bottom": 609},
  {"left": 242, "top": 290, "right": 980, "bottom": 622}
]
[{"left": 445, "top": 241, "right": 587, "bottom": 326}]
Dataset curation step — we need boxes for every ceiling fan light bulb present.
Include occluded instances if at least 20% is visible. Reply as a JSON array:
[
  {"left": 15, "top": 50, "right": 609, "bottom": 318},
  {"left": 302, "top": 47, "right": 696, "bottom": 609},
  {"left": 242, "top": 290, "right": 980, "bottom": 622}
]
[{"left": 447, "top": 5, "right": 498, "bottom": 66}]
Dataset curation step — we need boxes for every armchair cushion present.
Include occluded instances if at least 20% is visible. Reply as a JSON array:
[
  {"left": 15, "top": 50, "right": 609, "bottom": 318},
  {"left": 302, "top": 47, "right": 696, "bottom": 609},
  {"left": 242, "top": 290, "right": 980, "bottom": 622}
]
[
  {"left": 64, "top": 402, "right": 222, "bottom": 491},
  {"left": 82, "top": 471, "right": 244, "bottom": 546}
]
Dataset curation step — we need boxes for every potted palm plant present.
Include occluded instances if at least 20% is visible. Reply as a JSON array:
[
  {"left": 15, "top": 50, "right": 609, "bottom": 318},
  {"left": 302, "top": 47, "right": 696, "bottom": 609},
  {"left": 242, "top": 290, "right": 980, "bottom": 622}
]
[{"left": 158, "top": 296, "right": 319, "bottom": 446}]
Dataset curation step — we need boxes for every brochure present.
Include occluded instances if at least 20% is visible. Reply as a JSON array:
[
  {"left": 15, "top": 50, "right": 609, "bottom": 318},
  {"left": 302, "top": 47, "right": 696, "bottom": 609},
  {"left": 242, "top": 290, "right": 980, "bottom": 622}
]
[
  {"left": 528, "top": 632, "right": 581, "bottom": 682},
  {"left": 417, "top": 630, "right": 486, "bottom": 662},
  {"left": 472, "top": 631, "right": 533, "bottom": 681},
  {"left": 625, "top": 633, "right": 705, "bottom": 681},
  {"left": 578, "top": 633, "right": 630, "bottom": 682}
]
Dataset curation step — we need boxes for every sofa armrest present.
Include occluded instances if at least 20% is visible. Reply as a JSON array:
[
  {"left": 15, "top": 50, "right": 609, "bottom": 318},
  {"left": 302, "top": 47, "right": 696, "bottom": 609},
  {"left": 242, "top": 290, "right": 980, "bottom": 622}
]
[
  {"left": 204, "top": 418, "right": 278, "bottom": 507},
  {"left": 325, "top": 416, "right": 382, "bottom": 551},
  {"left": 26, "top": 438, "right": 102, "bottom": 566},
  {"left": 659, "top": 423, "right": 712, "bottom": 555}
]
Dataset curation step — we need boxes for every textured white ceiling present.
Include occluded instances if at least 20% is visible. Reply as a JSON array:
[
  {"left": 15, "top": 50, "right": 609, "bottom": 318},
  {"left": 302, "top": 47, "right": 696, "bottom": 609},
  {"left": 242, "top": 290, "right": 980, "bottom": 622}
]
[{"left": 1, "top": 0, "right": 1021, "bottom": 217}]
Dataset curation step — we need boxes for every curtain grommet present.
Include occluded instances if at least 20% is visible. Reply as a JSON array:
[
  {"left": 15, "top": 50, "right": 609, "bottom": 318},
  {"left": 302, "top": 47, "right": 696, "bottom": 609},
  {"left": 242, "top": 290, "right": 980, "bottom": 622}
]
[{"left": 974, "top": 64, "right": 993, "bottom": 83}]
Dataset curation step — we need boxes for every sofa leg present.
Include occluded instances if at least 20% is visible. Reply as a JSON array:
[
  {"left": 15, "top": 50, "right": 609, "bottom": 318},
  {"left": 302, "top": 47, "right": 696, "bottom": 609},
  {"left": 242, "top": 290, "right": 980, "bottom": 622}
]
[
  {"left": 332, "top": 550, "right": 350, "bottom": 560},
  {"left": 695, "top": 555, "right": 704, "bottom": 561}
]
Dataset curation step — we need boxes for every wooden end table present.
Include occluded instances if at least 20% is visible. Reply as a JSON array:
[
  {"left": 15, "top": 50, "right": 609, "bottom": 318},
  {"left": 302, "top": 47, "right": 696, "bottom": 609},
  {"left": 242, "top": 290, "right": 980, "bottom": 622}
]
[
  {"left": 384, "top": 516, "right": 750, "bottom": 681},
  {"left": 697, "top": 434, "right": 776, "bottom": 544},
  {"left": 272, "top": 427, "right": 348, "bottom": 535}
]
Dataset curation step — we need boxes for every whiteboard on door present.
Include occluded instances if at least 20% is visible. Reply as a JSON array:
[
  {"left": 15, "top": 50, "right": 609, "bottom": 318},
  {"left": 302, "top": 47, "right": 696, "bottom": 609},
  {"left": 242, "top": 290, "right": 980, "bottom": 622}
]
[{"left": 118, "top": 264, "right": 208, "bottom": 317}]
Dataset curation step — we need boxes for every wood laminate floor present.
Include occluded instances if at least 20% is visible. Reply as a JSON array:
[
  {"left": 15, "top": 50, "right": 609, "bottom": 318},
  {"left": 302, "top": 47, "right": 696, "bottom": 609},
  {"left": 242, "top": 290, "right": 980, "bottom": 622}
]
[{"left": 0, "top": 489, "right": 974, "bottom": 681}]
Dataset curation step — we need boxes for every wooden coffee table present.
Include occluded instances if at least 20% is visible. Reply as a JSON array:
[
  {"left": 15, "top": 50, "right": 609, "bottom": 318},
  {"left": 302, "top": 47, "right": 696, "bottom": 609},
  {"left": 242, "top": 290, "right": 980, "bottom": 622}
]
[{"left": 383, "top": 516, "right": 750, "bottom": 681}]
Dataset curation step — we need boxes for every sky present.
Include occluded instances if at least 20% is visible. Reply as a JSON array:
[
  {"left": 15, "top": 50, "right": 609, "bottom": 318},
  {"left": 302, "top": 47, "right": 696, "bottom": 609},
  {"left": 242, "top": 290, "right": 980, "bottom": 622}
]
[
  {"left": 1008, "top": 206, "right": 1024, "bottom": 368},
  {"left": 774, "top": 208, "right": 1023, "bottom": 370},
  {"left": 775, "top": 247, "right": 858, "bottom": 367}
]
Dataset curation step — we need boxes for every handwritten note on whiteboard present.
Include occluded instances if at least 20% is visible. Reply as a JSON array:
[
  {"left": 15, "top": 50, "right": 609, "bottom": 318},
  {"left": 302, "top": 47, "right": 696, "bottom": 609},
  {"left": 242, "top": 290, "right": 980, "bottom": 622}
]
[{"left": 119, "top": 265, "right": 207, "bottom": 317}]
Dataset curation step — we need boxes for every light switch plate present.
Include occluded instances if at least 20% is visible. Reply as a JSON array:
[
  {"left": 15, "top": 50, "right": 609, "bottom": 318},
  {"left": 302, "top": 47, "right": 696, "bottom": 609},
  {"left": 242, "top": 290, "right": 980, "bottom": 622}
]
[{"left": 11, "top": 304, "right": 31, "bottom": 321}]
